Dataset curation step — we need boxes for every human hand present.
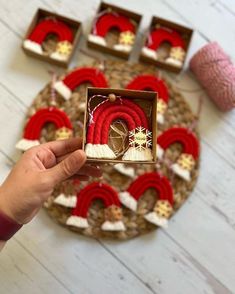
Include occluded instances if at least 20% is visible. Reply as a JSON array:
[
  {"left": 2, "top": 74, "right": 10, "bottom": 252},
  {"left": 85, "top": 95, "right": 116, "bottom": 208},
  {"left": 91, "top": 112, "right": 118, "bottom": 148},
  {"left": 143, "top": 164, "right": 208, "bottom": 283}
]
[{"left": 0, "top": 138, "right": 102, "bottom": 225}]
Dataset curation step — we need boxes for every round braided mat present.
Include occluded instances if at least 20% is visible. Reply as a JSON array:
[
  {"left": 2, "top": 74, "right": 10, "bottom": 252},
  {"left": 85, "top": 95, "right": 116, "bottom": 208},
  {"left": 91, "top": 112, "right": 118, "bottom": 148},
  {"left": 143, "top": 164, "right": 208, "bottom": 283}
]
[{"left": 26, "top": 60, "right": 200, "bottom": 240}]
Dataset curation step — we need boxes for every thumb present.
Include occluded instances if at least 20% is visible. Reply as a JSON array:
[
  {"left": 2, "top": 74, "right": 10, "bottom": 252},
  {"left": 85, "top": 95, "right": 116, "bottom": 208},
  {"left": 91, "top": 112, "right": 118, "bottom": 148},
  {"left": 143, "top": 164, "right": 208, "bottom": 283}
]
[{"left": 47, "top": 150, "right": 86, "bottom": 184}]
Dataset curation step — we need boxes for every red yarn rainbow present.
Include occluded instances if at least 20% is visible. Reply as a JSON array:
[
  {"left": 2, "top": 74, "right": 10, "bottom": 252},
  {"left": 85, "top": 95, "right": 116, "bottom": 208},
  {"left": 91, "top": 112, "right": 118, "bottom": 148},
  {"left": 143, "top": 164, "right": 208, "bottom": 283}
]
[
  {"left": 28, "top": 19, "right": 73, "bottom": 45},
  {"left": 94, "top": 12, "right": 135, "bottom": 36},
  {"left": 126, "top": 75, "right": 169, "bottom": 103},
  {"left": 72, "top": 182, "right": 121, "bottom": 218},
  {"left": 158, "top": 127, "right": 199, "bottom": 159},
  {"left": 61, "top": 67, "right": 108, "bottom": 92},
  {"left": 86, "top": 99, "right": 149, "bottom": 145},
  {"left": 147, "top": 28, "right": 185, "bottom": 51},
  {"left": 126, "top": 172, "right": 174, "bottom": 205},
  {"left": 23, "top": 107, "right": 72, "bottom": 140}
]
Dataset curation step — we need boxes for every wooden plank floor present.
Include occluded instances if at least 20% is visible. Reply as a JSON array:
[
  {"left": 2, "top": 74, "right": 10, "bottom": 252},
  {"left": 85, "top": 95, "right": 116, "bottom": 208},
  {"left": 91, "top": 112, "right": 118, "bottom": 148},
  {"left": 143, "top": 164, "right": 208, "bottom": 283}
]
[{"left": 0, "top": 0, "right": 235, "bottom": 293}]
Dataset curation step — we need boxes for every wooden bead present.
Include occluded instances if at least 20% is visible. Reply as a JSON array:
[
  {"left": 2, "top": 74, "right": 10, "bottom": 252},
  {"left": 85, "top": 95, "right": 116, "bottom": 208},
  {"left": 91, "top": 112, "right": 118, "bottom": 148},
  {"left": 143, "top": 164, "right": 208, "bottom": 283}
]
[{"left": 108, "top": 93, "right": 116, "bottom": 102}]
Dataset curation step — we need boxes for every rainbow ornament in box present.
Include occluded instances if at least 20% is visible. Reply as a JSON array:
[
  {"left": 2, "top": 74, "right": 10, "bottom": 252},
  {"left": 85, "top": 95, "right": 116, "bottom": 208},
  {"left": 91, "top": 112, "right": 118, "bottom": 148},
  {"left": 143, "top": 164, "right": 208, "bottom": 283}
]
[
  {"left": 83, "top": 90, "right": 156, "bottom": 163},
  {"left": 15, "top": 61, "right": 200, "bottom": 240},
  {"left": 87, "top": 3, "right": 141, "bottom": 58},
  {"left": 22, "top": 9, "right": 82, "bottom": 66}
]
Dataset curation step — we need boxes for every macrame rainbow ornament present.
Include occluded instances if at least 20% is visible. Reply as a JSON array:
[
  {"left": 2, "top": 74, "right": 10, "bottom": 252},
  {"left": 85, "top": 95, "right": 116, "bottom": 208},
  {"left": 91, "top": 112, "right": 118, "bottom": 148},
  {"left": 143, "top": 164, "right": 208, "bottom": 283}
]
[
  {"left": 66, "top": 182, "right": 126, "bottom": 231},
  {"left": 85, "top": 95, "right": 153, "bottom": 161},
  {"left": 142, "top": 27, "right": 186, "bottom": 67},
  {"left": 119, "top": 172, "right": 174, "bottom": 228},
  {"left": 23, "top": 19, "right": 74, "bottom": 61},
  {"left": 157, "top": 127, "right": 200, "bottom": 181},
  {"left": 88, "top": 11, "right": 136, "bottom": 52},
  {"left": 54, "top": 67, "right": 108, "bottom": 100},
  {"left": 126, "top": 74, "right": 169, "bottom": 124},
  {"left": 16, "top": 107, "right": 73, "bottom": 151}
]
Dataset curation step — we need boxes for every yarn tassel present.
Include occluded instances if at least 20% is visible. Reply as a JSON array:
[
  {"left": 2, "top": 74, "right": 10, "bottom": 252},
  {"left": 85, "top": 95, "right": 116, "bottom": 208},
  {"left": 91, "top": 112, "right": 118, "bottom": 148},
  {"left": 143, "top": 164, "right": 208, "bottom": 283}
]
[
  {"left": 85, "top": 143, "right": 116, "bottom": 159},
  {"left": 66, "top": 216, "right": 89, "bottom": 228},
  {"left": 122, "top": 147, "right": 153, "bottom": 161}
]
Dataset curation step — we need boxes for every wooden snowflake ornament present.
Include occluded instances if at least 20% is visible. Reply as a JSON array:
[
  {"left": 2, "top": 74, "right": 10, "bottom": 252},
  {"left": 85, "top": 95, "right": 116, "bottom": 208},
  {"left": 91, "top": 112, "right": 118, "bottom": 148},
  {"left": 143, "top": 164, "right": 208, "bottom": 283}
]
[
  {"left": 166, "top": 46, "right": 186, "bottom": 67},
  {"left": 157, "top": 127, "right": 200, "bottom": 181},
  {"left": 53, "top": 40, "right": 73, "bottom": 60},
  {"left": 123, "top": 126, "right": 153, "bottom": 161},
  {"left": 119, "top": 172, "right": 174, "bottom": 227},
  {"left": 119, "top": 31, "right": 135, "bottom": 45}
]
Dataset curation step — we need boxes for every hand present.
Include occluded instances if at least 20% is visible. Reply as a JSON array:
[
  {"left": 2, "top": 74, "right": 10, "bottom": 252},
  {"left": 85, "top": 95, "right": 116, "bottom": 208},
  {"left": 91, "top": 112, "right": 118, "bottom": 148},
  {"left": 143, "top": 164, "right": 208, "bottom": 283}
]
[{"left": 0, "top": 138, "right": 102, "bottom": 225}]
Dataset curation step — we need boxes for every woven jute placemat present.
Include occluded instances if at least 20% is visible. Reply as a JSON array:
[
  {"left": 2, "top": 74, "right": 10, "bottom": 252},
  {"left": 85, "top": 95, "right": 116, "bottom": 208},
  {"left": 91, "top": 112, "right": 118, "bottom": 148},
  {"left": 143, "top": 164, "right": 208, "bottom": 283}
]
[{"left": 25, "top": 60, "right": 199, "bottom": 240}]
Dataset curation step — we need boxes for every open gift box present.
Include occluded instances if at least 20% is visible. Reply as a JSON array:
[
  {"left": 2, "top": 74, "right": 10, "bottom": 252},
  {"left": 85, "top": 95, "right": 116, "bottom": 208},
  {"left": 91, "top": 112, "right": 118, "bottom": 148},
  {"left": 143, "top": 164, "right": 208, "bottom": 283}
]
[
  {"left": 22, "top": 8, "right": 82, "bottom": 67},
  {"left": 87, "top": 2, "right": 142, "bottom": 59},
  {"left": 82, "top": 87, "right": 157, "bottom": 164},
  {"left": 140, "top": 16, "right": 193, "bottom": 73}
]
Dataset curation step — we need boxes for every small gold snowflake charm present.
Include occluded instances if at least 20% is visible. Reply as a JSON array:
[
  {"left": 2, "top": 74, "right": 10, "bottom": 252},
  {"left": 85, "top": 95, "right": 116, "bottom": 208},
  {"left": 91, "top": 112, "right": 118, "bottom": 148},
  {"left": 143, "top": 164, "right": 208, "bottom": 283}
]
[
  {"left": 105, "top": 205, "right": 123, "bottom": 222},
  {"left": 55, "top": 127, "right": 73, "bottom": 140},
  {"left": 154, "top": 200, "right": 173, "bottom": 219},
  {"left": 157, "top": 98, "right": 167, "bottom": 114},
  {"left": 169, "top": 46, "right": 186, "bottom": 62},
  {"left": 55, "top": 41, "right": 73, "bottom": 56},
  {"left": 119, "top": 31, "right": 135, "bottom": 46},
  {"left": 177, "top": 153, "right": 195, "bottom": 171}
]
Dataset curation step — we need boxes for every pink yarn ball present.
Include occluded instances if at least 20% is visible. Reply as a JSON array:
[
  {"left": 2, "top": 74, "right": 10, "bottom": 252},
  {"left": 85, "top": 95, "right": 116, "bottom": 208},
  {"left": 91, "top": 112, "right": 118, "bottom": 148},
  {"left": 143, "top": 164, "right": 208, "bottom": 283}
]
[{"left": 190, "top": 42, "right": 235, "bottom": 111}]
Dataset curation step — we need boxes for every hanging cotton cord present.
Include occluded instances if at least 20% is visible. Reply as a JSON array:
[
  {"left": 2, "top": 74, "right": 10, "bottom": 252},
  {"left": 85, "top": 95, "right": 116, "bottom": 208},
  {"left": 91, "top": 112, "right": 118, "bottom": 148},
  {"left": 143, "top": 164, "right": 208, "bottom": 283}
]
[
  {"left": 76, "top": 120, "right": 84, "bottom": 129},
  {"left": 190, "top": 42, "right": 235, "bottom": 111},
  {"left": 88, "top": 94, "right": 122, "bottom": 124},
  {"left": 188, "top": 94, "right": 203, "bottom": 132},
  {"left": 48, "top": 70, "right": 57, "bottom": 106}
]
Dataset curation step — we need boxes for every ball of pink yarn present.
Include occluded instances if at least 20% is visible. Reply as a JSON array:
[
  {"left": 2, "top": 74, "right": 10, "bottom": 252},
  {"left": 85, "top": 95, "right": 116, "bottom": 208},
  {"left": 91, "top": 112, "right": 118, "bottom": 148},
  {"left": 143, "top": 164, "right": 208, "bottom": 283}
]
[{"left": 190, "top": 42, "right": 235, "bottom": 111}]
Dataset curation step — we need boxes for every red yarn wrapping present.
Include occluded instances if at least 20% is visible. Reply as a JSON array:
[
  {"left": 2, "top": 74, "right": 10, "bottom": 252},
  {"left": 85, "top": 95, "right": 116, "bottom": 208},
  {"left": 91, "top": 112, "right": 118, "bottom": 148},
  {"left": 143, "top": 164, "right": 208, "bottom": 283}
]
[
  {"left": 23, "top": 107, "right": 72, "bottom": 140},
  {"left": 94, "top": 106, "right": 144, "bottom": 144},
  {"left": 147, "top": 28, "right": 185, "bottom": 51},
  {"left": 61, "top": 67, "right": 108, "bottom": 91},
  {"left": 126, "top": 75, "right": 169, "bottom": 103},
  {"left": 86, "top": 99, "right": 149, "bottom": 144},
  {"left": 94, "top": 12, "right": 135, "bottom": 36},
  {"left": 72, "top": 182, "right": 121, "bottom": 218},
  {"left": 158, "top": 127, "right": 199, "bottom": 160},
  {"left": 28, "top": 19, "right": 73, "bottom": 44},
  {"left": 96, "top": 112, "right": 136, "bottom": 144},
  {"left": 127, "top": 172, "right": 174, "bottom": 205}
]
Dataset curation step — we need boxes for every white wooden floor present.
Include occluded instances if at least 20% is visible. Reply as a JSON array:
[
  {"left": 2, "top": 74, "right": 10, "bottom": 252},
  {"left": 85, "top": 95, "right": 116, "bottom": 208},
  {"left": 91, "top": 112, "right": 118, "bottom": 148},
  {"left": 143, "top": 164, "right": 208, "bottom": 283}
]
[{"left": 0, "top": 0, "right": 235, "bottom": 293}]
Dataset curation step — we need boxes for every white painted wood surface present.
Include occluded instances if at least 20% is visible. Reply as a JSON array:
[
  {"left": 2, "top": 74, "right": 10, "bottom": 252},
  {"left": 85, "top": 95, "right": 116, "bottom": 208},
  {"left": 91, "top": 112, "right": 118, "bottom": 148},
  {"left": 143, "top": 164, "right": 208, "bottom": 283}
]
[{"left": 0, "top": 0, "right": 234, "bottom": 293}]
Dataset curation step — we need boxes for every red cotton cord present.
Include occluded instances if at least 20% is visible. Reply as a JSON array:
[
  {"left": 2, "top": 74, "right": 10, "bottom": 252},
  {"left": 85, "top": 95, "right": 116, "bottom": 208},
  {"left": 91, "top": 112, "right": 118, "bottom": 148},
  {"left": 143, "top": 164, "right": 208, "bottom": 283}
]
[
  {"left": 126, "top": 74, "right": 169, "bottom": 103},
  {"left": 94, "top": 12, "right": 135, "bottom": 37},
  {"left": 28, "top": 19, "right": 73, "bottom": 44},
  {"left": 146, "top": 27, "right": 185, "bottom": 51},
  {"left": 61, "top": 67, "right": 108, "bottom": 91},
  {"left": 86, "top": 98, "right": 149, "bottom": 145}
]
